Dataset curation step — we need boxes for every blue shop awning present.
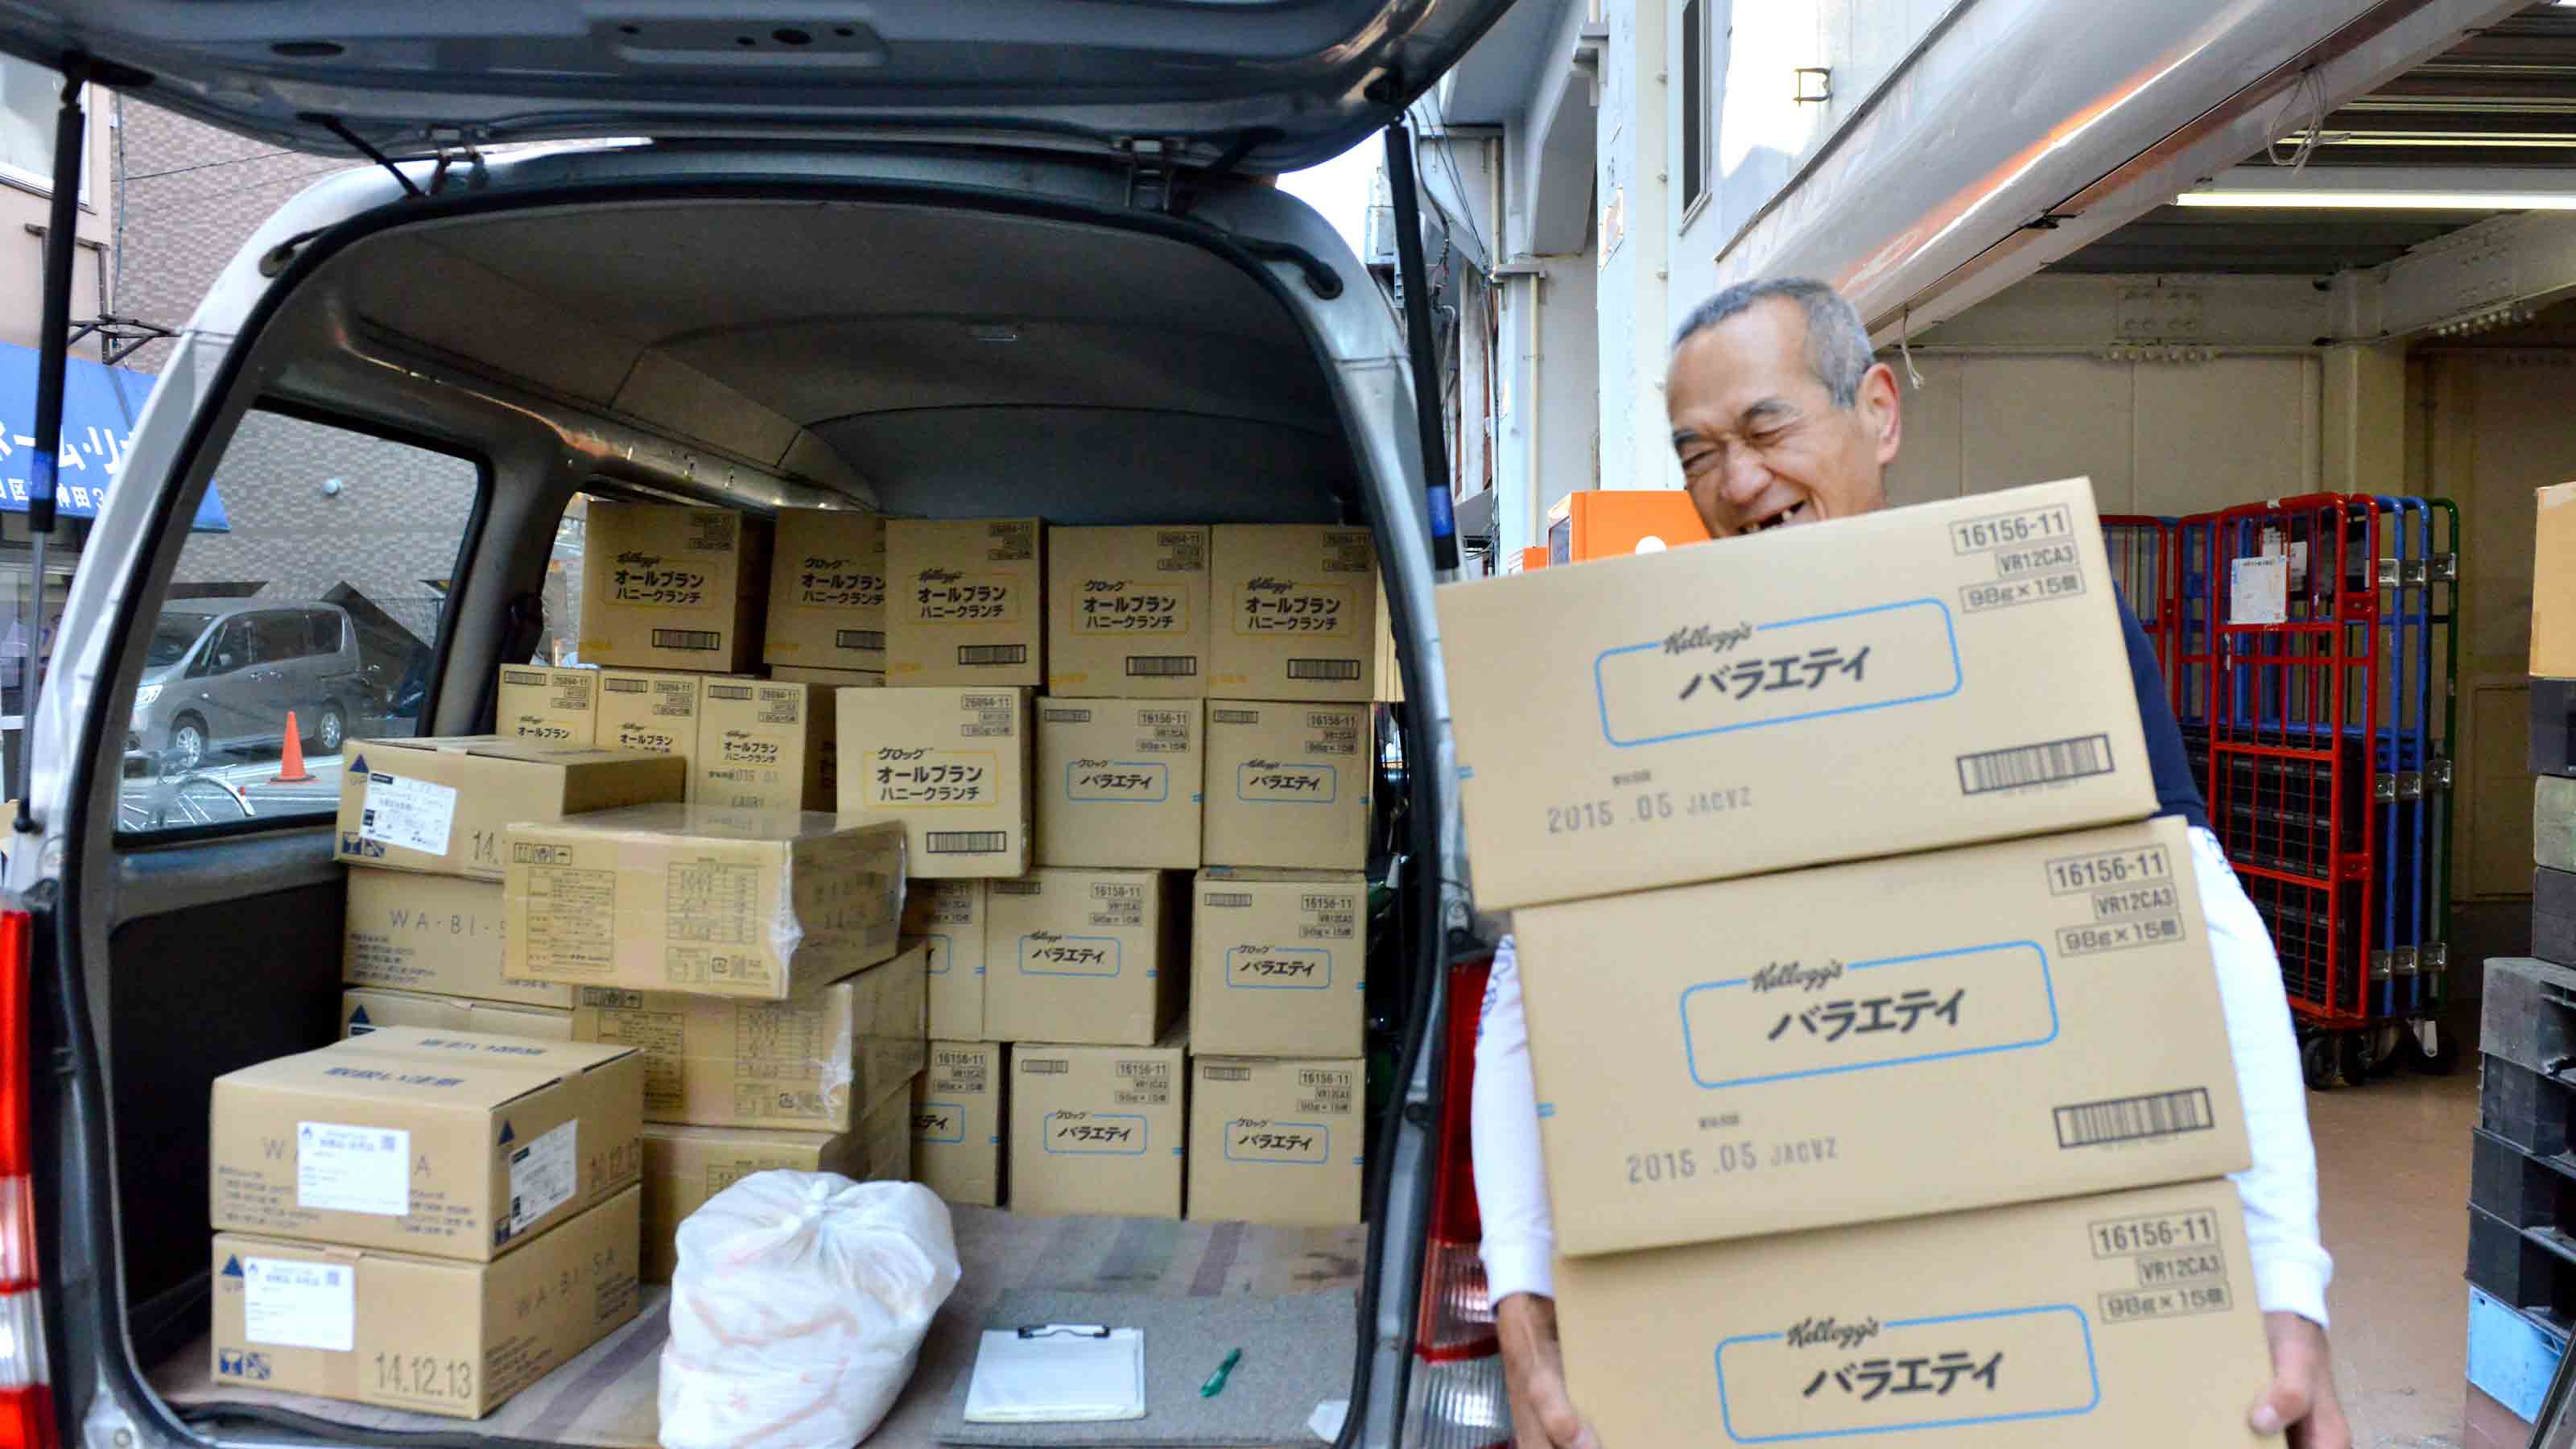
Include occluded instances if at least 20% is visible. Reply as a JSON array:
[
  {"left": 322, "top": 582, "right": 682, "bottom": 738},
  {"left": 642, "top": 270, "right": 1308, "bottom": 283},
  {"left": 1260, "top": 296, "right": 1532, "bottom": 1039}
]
[{"left": 0, "top": 342, "right": 228, "bottom": 533}]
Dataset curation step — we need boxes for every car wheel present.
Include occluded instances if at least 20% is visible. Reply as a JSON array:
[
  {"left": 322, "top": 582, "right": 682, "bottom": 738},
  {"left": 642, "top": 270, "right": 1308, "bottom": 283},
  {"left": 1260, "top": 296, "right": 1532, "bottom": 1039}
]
[
  {"left": 315, "top": 705, "right": 347, "bottom": 755},
  {"left": 167, "top": 717, "right": 207, "bottom": 773}
]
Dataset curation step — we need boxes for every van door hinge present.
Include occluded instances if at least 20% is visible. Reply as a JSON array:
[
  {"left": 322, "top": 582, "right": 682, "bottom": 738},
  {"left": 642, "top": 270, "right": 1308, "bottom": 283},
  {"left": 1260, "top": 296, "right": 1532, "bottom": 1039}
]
[{"left": 1119, "top": 138, "right": 1186, "bottom": 214}]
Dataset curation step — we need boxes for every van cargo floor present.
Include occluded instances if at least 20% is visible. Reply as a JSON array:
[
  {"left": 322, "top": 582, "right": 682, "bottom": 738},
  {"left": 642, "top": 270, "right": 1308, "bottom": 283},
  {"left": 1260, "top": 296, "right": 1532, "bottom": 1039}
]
[{"left": 153, "top": 1207, "right": 1368, "bottom": 1447}]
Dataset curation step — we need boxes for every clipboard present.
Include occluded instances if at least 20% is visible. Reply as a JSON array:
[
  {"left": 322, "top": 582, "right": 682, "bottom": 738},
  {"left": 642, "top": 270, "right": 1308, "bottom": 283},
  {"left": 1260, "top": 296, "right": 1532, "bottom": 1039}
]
[{"left": 962, "top": 1323, "right": 1147, "bottom": 1424}]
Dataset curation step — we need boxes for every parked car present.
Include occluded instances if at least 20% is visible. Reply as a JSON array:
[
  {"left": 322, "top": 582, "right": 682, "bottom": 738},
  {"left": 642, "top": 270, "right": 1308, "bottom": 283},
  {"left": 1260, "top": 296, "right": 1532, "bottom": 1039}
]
[{"left": 130, "top": 601, "right": 366, "bottom": 770}]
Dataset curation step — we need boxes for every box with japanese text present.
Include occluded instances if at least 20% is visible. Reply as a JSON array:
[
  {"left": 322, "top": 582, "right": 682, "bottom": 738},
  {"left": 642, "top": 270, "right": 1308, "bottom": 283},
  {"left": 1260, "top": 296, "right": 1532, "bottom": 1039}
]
[
  {"left": 1513, "top": 815, "right": 2248, "bottom": 1256},
  {"left": 1437, "top": 477, "right": 2158, "bottom": 909},
  {"left": 568, "top": 944, "right": 926, "bottom": 1132},
  {"left": 904, "top": 879, "right": 989, "bottom": 1041},
  {"left": 770, "top": 665, "right": 883, "bottom": 689},
  {"left": 1186, "top": 1055, "right": 1361, "bottom": 1227},
  {"left": 1036, "top": 698, "right": 1205, "bottom": 869},
  {"left": 1556, "top": 1179, "right": 2268, "bottom": 1449},
  {"left": 639, "top": 1122, "right": 877, "bottom": 1282},
  {"left": 836, "top": 686, "right": 1032, "bottom": 878},
  {"left": 1007, "top": 1031, "right": 1186, "bottom": 1219},
  {"left": 594, "top": 668, "right": 706, "bottom": 795},
  {"left": 1209, "top": 526, "right": 1379, "bottom": 701},
  {"left": 334, "top": 736, "right": 686, "bottom": 881},
  {"left": 579, "top": 502, "right": 770, "bottom": 672},
  {"left": 1201, "top": 701, "right": 1371, "bottom": 870},
  {"left": 914, "top": 1040, "right": 1005, "bottom": 1208},
  {"left": 886, "top": 518, "right": 1045, "bottom": 687},
  {"left": 767, "top": 508, "right": 887, "bottom": 674},
  {"left": 341, "top": 870, "right": 572, "bottom": 1009},
  {"left": 341, "top": 988, "right": 572, "bottom": 1042},
  {"left": 209, "top": 1187, "right": 642, "bottom": 1418},
  {"left": 1046, "top": 525, "right": 1212, "bottom": 698},
  {"left": 502, "top": 806, "right": 902, "bottom": 1001},
  {"left": 696, "top": 679, "right": 834, "bottom": 812},
  {"left": 209, "top": 1030, "right": 644, "bottom": 1261},
  {"left": 983, "top": 868, "right": 1182, "bottom": 1047},
  {"left": 1188, "top": 868, "right": 1365, "bottom": 1057},
  {"left": 495, "top": 666, "right": 598, "bottom": 745}
]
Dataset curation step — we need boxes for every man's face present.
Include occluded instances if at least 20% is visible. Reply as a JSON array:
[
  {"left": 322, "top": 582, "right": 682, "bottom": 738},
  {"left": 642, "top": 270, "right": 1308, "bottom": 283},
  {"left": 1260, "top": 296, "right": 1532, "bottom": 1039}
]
[{"left": 1667, "top": 296, "right": 1901, "bottom": 538}]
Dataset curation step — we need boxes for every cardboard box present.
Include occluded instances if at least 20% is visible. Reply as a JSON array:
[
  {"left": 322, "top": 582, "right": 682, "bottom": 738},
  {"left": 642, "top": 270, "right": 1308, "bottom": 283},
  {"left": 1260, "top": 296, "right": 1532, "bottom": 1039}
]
[
  {"left": 579, "top": 502, "right": 770, "bottom": 672},
  {"left": 1209, "top": 525, "right": 1379, "bottom": 701},
  {"left": 1036, "top": 698, "right": 1205, "bottom": 869},
  {"left": 1007, "top": 1032, "right": 1186, "bottom": 1219},
  {"left": 639, "top": 1123, "right": 861, "bottom": 1283},
  {"left": 914, "top": 1040, "right": 1005, "bottom": 1208},
  {"left": 2538, "top": 481, "right": 2576, "bottom": 677},
  {"left": 1513, "top": 816, "right": 2249, "bottom": 1256},
  {"left": 593, "top": 669, "right": 706, "bottom": 795},
  {"left": 1437, "top": 477, "right": 2159, "bottom": 909},
  {"left": 1046, "top": 525, "right": 1213, "bottom": 697},
  {"left": 1188, "top": 868, "right": 1365, "bottom": 1057},
  {"left": 696, "top": 679, "right": 834, "bottom": 812},
  {"left": 341, "top": 988, "right": 572, "bottom": 1042},
  {"left": 209, "top": 1187, "right": 642, "bottom": 1418},
  {"left": 335, "top": 736, "right": 687, "bottom": 881},
  {"left": 1554, "top": 1179, "right": 2270, "bottom": 1449},
  {"left": 1201, "top": 701, "right": 1372, "bottom": 870},
  {"left": 767, "top": 508, "right": 888, "bottom": 673},
  {"left": 504, "top": 806, "right": 903, "bottom": 1001},
  {"left": 568, "top": 944, "right": 927, "bottom": 1132},
  {"left": 341, "top": 870, "right": 572, "bottom": 1009},
  {"left": 770, "top": 666, "right": 884, "bottom": 688},
  {"left": 494, "top": 666, "right": 598, "bottom": 745},
  {"left": 836, "top": 687, "right": 1033, "bottom": 878},
  {"left": 984, "top": 869, "right": 1182, "bottom": 1046},
  {"left": 1186, "top": 1055, "right": 1361, "bottom": 1226},
  {"left": 209, "top": 1030, "right": 645, "bottom": 1260},
  {"left": 903, "top": 880, "right": 989, "bottom": 1041},
  {"left": 886, "top": 518, "right": 1046, "bottom": 687}
]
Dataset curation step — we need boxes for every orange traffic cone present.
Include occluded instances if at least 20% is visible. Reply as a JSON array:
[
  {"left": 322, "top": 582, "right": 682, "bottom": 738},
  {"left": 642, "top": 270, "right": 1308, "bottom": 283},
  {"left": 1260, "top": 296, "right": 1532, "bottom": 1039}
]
[{"left": 272, "top": 712, "right": 314, "bottom": 783}]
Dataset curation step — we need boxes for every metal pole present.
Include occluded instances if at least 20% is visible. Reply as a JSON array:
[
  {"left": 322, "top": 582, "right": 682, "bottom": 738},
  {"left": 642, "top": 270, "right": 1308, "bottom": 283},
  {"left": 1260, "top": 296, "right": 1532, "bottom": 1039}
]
[
  {"left": 1381, "top": 121, "right": 1459, "bottom": 574},
  {"left": 16, "top": 66, "right": 84, "bottom": 832}
]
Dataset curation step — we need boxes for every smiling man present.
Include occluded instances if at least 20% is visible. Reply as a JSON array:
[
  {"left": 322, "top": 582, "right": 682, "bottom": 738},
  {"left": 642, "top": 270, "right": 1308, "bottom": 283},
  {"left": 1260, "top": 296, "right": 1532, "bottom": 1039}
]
[{"left": 1471, "top": 277, "right": 2345, "bottom": 1449}]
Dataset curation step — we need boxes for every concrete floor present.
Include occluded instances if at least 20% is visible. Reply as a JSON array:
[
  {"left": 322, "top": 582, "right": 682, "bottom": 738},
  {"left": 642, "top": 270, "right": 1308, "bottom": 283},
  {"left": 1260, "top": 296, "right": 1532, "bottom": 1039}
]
[{"left": 2312, "top": 1069, "right": 2481, "bottom": 1449}]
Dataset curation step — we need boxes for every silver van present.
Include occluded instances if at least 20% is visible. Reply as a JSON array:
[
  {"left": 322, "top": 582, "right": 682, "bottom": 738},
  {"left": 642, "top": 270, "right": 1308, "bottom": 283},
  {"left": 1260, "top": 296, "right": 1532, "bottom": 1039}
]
[
  {"left": 132, "top": 601, "right": 365, "bottom": 770},
  {"left": 0, "top": 8, "right": 1492, "bottom": 1449}
]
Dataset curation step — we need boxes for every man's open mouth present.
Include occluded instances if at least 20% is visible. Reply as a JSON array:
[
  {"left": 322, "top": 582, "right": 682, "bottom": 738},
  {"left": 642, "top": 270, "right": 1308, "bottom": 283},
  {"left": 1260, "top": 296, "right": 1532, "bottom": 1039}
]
[{"left": 1745, "top": 499, "right": 1814, "bottom": 534}]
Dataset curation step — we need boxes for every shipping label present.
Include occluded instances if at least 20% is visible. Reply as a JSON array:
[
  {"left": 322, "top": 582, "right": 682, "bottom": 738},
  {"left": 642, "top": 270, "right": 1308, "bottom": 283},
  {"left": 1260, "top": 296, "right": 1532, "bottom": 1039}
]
[
  {"left": 1044, "top": 1110, "right": 1148, "bottom": 1155},
  {"left": 1679, "top": 941, "right": 2059, "bottom": 1089},
  {"left": 1224, "top": 1118, "right": 1328, "bottom": 1164},
  {"left": 359, "top": 772, "right": 457, "bottom": 857},
  {"left": 504, "top": 1120, "right": 578, "bottom": 1238},
  {"left": 296, "top": 1122, "right": 412, "bottom": 1216},
  {"left": 1593, "top": 600, "right": 1962, "bottom": 749},
  {"left": 1715, "top": 1304, "right": 2098, "bottom": 1442},
  {"left": 1234, "top": 577, "right": 1354, "bottom": 637},
  {"left": 241, "top": 1255, "right": 358, "bottom": 1352},
  {"left": 869, "top": 747, "right": 996, "bottom": 807}
]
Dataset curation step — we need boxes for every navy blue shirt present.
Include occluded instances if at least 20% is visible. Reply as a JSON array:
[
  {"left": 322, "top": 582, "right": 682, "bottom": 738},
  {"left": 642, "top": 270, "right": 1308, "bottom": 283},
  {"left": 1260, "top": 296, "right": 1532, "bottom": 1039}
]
[{"left": 2117, "top": 587, "right": 2211, "bottom": 833}]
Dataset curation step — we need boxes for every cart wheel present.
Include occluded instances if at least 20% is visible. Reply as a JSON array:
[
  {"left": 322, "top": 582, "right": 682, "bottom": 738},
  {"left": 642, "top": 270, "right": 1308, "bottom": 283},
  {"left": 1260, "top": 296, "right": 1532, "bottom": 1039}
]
[
  {"left": 2409, "top": 1022, "right": 2462, "bottom": 1076},
  {"left": 2338, "top": 1032, "right": 2371, "bottom": 1088},
  {"left": 2366, "top": 1023, "right": 2406, "bottom": 1078},
  {"left": 2301, "top": 1034, "right": 2336, "bottom": 1092}
]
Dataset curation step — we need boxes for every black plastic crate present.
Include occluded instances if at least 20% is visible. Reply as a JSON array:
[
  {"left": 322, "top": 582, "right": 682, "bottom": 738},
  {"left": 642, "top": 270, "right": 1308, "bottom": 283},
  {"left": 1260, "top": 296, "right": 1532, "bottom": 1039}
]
[
  {"left": 2470, "top": 1204, "right": 2576, "bottom": 1327},
  {"left": 2483, "top": 1055, "right": 2576, "bottom": 1158},
  {"left": 2475, "top": 1128, "right": 2576, "bottom": 1232},
  {"left": 2484, "top": 959, "right": 2576, "bottom": 1077},
  {"left": 2542, "top": 872, "right": 2576, "bottom": 970},
  {"left": 2535, "top": 678, "right": 2576, "bottom": 777}
]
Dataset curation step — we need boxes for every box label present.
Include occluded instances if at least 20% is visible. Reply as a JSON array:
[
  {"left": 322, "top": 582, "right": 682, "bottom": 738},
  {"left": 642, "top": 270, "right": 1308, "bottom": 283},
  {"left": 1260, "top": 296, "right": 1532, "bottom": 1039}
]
[
  {"left": 297, "top": 1122, "right": 411, "bottom": 1216},
  {"left": 521, "top": 857, "right": 616, "bottom": 976},
  {"left": 869, "top": 749, "right": 997, "bottom": 807},
  {"left": 1237, "top": 761, "right": 1337, "bottom": 803},
  {"left": 1227, "top": 946, "right": 1331, "bottom": 989},
  {"left": 359, "top": 774, "right": 457, "bottom": 857},
  {"left": 1045, "top": 1111, "right": 1148, "bottom": 1154},
  {"left": 1234, "top": 578, "right": 1355, "bottom": 638},
  {"left": 1225, "top": 1119, "right": 1329, "bottom": 1164},
  {"left": 916, "top": 1101, "right": 965, "bottom": 1144},
  {"left": 1020, "top": 932, "right": 1121, "bottom": 977},
  {"left": 910, "top": 572, "right": 1022, "bottom": 624},
  {"left": 506, "top": 1120, "right": 579, "bottom": 1236},
  {"left": 1068, "top": 760, "right": 1169, "bottom": 802},
  {"left": 1678, "top": 942, "right": 2058, "bottom": 1089},
  {"left": 1715, "top": 1304, "right": 2099, "bottom": 1442},
  {"left": 242, "top": 1256, "right": 357, "bottom": 1352},
  {"left": 1078, "top": 584, "right": 1190, "bottom": 635},
  {"left": 795, "top": 563, "right": 883, "bottom": 610},
  {"left": 610, "top": 553, "right": 709, "bottom": 608},
  {"left": 1592, "top": 601, "right": 1962, "bottom": 749}
]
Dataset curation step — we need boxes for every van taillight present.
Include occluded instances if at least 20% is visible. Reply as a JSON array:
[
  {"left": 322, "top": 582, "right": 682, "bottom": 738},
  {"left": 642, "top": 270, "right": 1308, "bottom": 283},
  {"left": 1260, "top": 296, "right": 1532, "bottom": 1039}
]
[
  {"left": 1400, "top": 952, "right": 1509, "bottom": 1449},
  {"left": 0, "top": 909, "right": 52, "bottom": 1449}
]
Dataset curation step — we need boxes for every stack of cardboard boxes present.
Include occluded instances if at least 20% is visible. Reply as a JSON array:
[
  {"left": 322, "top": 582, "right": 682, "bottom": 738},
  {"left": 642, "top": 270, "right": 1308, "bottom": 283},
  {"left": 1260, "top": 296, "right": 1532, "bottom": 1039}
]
[{"left": 1437, "top": 479, "right": 2276, "bottom": 1447}]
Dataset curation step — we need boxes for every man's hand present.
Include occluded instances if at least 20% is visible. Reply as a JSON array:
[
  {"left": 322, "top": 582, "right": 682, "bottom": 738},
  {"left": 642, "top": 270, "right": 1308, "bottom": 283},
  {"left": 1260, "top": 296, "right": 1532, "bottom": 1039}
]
[
  {"left": 1496, "top": 1292, "right": 1599, "bottom": 1449},
  {"left": 2248, "top": 1312, "right": 2348, "bottom": 1448}
]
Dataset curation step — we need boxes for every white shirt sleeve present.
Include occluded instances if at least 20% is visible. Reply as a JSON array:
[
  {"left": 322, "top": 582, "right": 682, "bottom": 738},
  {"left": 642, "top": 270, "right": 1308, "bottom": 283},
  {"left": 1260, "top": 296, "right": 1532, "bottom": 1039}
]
[
  {"left": 1472, "top": 933, "right": 1556, "bottom": 1302},
  {"left": 2188, "top": 825, "right": 2335, "bottom": 1328}
]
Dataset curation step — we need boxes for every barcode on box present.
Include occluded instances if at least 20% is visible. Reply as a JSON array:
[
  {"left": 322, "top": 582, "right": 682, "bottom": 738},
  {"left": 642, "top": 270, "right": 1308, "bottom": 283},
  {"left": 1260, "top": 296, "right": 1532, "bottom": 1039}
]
[
  {"left": 1213, "top": 709, "right": 1261, "bottom": 725},
  {"left": 1128, "top": 656, "right": 1199, "bottom": 677},
  {"left": 603, "top": 677, "right": 649, "bottom": 694},
  {"left": 991, "top": 880, "right": 1042, "bottom": 896},
  {"left": 958, "top": 645, "right": 1029, "bottom": 666},
  {"left": 1957, "top": 734, "right": 2115, "bottom": 795},
  {"left": 836, "top": 629, "right": 886, "bottom": 650},
  {"left": 1043, "top": 708, "right": 1095, "bottom": 724},
  {"left": 2054, "top": 1088, "right": 2216, "bottom": 1149},
  {"left": 708, "top": 684, "right": 755, "bottom": 700},
  {"left": 1204, "top": 892, "right": 1253, "bottom": 908},
  {"left": 1288, "top": 658, "right": 1363, "bottom": 681},
  {"left": 1203, "top": 1066, "right": 1253, "bottom": 1083},
  {"left": 927, "top": 831, "right": 1008, "bottom": 855},
  {"left": 1022, "top": 1058, "right": 1069, "bottom": 1075},
  {"left": 652, "top": 629, "right": 720, "bottom": 651},
  {"left": 502, "top": 670, "right": 547, "bottom": 686}
]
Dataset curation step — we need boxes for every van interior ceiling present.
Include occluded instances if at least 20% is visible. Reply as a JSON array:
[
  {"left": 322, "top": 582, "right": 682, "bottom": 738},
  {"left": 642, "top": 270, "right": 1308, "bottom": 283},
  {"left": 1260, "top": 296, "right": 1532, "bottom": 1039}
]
[{"left": 99, "top": 184, "right": 1402, "bottom": 1442}]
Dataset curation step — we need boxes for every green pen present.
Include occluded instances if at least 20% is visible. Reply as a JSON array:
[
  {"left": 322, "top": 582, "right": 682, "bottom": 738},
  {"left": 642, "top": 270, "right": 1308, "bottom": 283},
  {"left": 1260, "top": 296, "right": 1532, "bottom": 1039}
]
[{"left": 1199, "top": 1347, "right": 1244, "bottom": 1398}]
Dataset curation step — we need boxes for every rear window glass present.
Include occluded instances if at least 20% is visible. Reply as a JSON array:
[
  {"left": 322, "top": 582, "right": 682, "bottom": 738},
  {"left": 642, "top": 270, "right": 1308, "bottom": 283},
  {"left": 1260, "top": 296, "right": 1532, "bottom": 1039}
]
[{"left": 117, "top": 409, "right": 481, "bottom": 836}]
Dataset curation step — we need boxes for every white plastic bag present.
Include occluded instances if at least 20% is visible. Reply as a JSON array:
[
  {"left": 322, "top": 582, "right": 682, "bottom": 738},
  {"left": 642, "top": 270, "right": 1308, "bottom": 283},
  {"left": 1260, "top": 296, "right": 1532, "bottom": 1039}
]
[{"left": 658, "top": 1170, "right": 961, "bottom": 1449}]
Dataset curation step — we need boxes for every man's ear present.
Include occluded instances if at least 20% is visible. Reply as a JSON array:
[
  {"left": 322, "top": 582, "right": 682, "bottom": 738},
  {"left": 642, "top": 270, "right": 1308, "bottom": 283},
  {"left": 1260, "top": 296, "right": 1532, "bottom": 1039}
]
[{"left": 1859, "top": 361, "right": 1902, "bottom": 467}]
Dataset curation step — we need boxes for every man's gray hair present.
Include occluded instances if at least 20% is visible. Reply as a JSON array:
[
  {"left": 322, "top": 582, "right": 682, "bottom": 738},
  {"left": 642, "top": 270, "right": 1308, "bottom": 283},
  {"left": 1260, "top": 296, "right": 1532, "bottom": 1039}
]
[{"left": 1672, "top": 278, "right": 1875, "bottom": 408}]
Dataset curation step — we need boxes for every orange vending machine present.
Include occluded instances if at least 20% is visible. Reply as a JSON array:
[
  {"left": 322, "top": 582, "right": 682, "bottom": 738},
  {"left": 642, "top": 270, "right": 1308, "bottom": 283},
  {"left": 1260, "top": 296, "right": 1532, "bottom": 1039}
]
[{"left": 1546, "top": 490, "right": 1711, "bottom": 564}]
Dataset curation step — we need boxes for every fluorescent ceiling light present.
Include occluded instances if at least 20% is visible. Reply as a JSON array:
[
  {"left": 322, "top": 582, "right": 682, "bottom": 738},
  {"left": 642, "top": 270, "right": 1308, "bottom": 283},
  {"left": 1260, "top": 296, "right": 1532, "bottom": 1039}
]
[
  {"left": 2178, "top": 165, "right": 2576, "bottom": 210},
  {"left": 2176, "top": 189, "right": 2576, "bottom": 208}
]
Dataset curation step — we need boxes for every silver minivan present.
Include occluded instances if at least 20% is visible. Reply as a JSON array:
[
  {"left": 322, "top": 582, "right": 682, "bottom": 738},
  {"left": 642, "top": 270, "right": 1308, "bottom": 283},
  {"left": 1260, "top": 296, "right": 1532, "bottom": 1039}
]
[
  {"left": 0, "top": 8, "right": 1496, "bottom": 1449},
  {"left": 133, "top": 601, "right": 365, "bottom": 770}
]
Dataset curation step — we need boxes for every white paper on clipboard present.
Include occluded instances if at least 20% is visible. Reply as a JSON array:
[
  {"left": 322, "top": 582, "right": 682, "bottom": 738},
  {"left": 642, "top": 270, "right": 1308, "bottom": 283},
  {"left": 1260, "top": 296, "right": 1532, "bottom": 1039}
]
[
  {"left": 962, "top": 1326, "right": 1146, "bottom": 1423},
  {"left": 2231, "top": 555, "right": 2289, "bottom": 625}
]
